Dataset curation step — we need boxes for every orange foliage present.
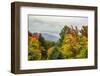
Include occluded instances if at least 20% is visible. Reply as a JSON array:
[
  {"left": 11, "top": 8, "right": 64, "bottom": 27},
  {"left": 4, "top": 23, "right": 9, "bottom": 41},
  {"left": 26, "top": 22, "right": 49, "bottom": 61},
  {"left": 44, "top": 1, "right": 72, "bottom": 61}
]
[{"left": 31, "top": 36, "right": 38, "bottom": 42}]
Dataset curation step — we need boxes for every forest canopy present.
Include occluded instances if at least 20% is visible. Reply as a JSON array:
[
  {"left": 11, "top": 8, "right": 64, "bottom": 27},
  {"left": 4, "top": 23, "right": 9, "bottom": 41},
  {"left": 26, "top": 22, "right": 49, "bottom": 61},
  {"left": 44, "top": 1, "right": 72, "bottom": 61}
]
[{"left": 28, "top": 25, "right": 88, "bottom": 60}]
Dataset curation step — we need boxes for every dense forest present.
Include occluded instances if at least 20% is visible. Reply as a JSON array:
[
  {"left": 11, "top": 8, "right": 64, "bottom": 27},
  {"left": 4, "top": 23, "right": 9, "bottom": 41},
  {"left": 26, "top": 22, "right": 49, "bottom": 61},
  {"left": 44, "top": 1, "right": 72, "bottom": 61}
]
[{"left": 28, "top": 25, "right": 88, "bottom": 60}]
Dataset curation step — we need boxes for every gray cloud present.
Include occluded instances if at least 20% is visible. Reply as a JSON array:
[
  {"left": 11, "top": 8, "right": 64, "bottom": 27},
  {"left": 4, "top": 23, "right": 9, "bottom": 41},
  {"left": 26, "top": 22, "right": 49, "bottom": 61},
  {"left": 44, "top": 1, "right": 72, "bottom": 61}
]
[{"left": 28, "top": 15, "right": 88, "bottom": 35}]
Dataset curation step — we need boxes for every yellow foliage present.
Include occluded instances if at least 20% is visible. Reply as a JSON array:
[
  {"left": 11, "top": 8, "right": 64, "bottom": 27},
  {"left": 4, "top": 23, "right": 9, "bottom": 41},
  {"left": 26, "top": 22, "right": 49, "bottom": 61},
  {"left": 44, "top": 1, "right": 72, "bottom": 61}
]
[
  {"left": 28, "top": 36, "right": 42, "bottom": 60},
  {"left": 47, "top": 46, "right": 55, "bottom": 58},
  {"left": 60, "top": 44, "right": 73, "bottom": 58},
  {"left": 63, "top": 34, "right": 77, "bottom": 44}
]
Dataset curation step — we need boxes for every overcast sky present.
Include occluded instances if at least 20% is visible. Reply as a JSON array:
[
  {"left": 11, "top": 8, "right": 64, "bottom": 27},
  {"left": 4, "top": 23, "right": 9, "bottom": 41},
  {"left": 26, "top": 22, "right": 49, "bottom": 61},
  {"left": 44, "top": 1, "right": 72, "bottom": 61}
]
[{"left": 28, "top": 15, "right": 88, "bottom": 37}]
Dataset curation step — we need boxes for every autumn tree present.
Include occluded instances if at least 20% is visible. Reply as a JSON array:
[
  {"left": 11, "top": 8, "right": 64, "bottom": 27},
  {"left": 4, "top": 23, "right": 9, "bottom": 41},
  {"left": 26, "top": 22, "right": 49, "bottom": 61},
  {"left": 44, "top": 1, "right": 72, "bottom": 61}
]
[{"left": 58, "top": 25, "right": 88, "bottom": 59}]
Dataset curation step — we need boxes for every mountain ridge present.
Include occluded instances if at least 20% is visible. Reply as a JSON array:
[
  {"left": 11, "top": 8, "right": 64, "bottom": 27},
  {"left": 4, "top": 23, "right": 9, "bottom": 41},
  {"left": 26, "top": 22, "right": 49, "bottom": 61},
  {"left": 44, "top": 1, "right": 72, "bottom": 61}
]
[{"left": 41, "top": 33, "right": 59, "bottom": 42}]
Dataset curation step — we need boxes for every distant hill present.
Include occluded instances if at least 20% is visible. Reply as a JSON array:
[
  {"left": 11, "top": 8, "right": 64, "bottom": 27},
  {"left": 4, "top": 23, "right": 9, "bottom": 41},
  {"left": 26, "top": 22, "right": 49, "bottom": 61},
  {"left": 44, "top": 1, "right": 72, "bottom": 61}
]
[{"left": 41, "top": 33, "right": 59, "bottom": 42}]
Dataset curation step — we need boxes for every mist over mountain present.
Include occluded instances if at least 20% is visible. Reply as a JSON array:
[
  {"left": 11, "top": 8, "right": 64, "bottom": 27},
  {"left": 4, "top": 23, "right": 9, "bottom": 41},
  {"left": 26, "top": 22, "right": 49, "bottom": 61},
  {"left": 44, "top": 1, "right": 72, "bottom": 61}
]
[{"left": 41, "top": 33, "right": 59, "bottom": 42}]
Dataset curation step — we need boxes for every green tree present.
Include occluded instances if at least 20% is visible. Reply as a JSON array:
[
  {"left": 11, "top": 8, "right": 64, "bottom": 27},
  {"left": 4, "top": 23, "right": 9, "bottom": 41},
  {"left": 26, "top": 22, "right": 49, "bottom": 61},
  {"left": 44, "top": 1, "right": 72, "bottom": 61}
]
[
  {"left": 80, "top": 26, "right": 88, "bottom": 37},
  {"left": 47, "top": 46, "right": 62, "bottom": 59},
  {"left": 59, "top": 25, "right": 70, "bottom": 44}
]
